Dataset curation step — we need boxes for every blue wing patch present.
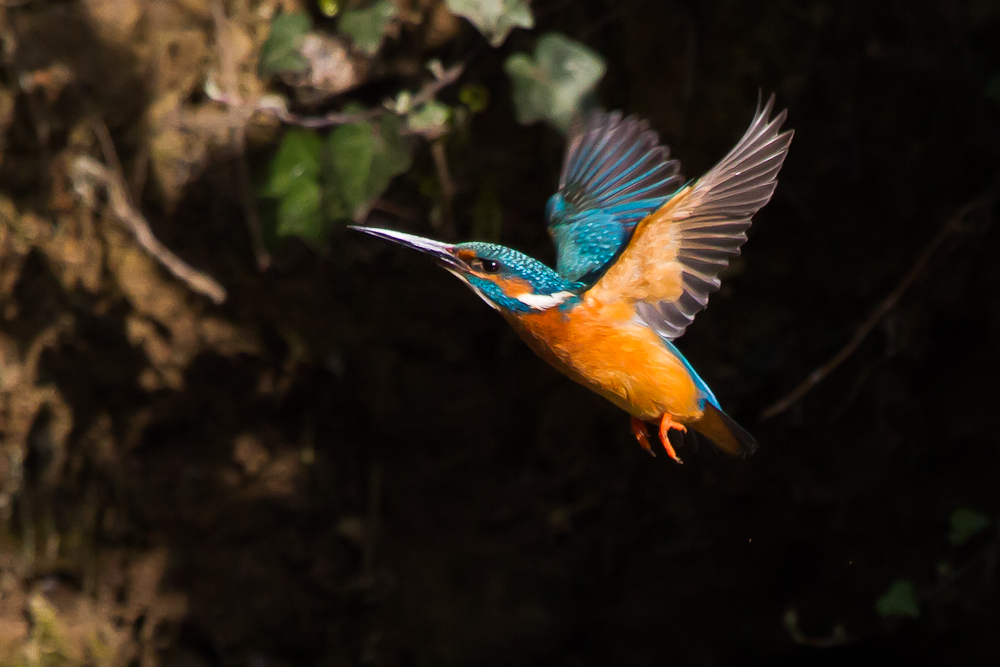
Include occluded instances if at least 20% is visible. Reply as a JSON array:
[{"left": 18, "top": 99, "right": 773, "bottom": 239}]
[{"left": 546, "top": 111, "right": 684, "bottom": 283}]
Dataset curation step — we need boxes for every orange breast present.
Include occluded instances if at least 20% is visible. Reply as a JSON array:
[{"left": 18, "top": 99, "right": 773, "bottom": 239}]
[{"left": 503, "top": 296, "right": 705, "bottom": 422}]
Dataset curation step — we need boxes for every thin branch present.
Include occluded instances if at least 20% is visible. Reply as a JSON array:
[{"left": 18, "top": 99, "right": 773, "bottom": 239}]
[
  {"left": 369, "top": 199, "right": 417, "bottom": 221},
  {"left": 925, "top": 528, "right": 1000, "bottom": 600},
  {"left": 279, "top": 105, "right": 384, "bottom": 129},
  {"left": 90, "top": 117, "right": 125, "bottom": 183},
  {"left": 210, "top": 0, "right": 270, "bottom": 270},
  {"left": 430, "top": 138, "right": 455, "bottom": 239},
  {"left": 265, "top": 104, "right": 383, "bottom": 129},
  {"left": 783, "top": 608, "right": 853, "bottom": 648},
  {"left": 210, "top": 63, "right": 465, "bottom": 129},
  {"left": 234, "top": 127, "right": 270, "bottom": 270},
  {"left": 410, "top": 63, "right": 465, "bottom": 108},
  {"left": 761, "top": 192, "right": 993, "bottom": 420},
  {"left": 71, "top": 154, "right": 227, "bottom": 304}
]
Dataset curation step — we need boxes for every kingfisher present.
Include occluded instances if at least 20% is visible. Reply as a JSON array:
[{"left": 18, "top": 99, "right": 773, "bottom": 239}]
[{"left": 353, "top": 96, "right": 792, "bottom": 463}]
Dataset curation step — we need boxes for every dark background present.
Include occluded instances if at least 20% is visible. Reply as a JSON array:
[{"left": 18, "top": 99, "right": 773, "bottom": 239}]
[{"left": 0, "top": 0, "right": 998, "bottom": 665}]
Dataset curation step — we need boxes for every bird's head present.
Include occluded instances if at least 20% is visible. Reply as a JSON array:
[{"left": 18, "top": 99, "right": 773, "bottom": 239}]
[{"left": 351, "top": 226, "right": 581, "bottom": 314}]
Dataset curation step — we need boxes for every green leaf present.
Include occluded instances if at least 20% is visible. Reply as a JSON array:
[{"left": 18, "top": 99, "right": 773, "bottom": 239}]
[
  {"left": 875, "top": 579, "right": 920, "bottom": 619},
  {"left": 262, "top": 129, "right": 324, "bottom": 197},
  {"left": 458, "top": 83, "right": 490, "bottom": 113},
  {"left": 324, "top": 114, "right": 412, "bottom": 221},
  {"left": 259, "top": 13, "right": 313, "bottom": 77},
  {"left": 504, "top": 33, "right": 606, "bottom": 132},
  {"left": 328, "top": 122, "right": 376, "bottom": 216},
  {"left": 318, "top": 0, "right": 340, "bottom": 18},
  {"left": 276, "top": 177, "right": 325, "bottom": 243},
  {"left": 407, "top": 101, "right": 451, "bottom": 136},
  {"left": 339, "top": 0, "right": 398, "bottom": 56},
  {"left": 447, "top": 0, "right": 534, "bottom": 47},
  {"left": 949, "top": 508, "right": 991, "bottom": 546},
  {"left": 375, "top": 114, "right": 412, "bottom": 181}
]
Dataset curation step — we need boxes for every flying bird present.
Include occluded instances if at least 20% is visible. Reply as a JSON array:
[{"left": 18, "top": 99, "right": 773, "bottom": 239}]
[{"left": 353, "top": 96, "right": 792, "bottom": 463}]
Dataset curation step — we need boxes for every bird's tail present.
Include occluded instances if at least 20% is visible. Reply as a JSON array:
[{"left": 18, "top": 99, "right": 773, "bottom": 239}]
[{"left": 690, "top": 403, "right": 758, "bottom": 458}]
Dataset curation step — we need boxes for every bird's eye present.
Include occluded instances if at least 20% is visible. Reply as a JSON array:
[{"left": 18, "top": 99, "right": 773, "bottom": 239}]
[{"left": 478, "top": 259, "right": 500, "bottom": 274}]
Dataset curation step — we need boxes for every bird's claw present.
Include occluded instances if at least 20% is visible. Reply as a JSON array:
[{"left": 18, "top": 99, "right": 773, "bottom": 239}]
[
  {"left": 630, "top": 417, "right": 656, "bottom": 457},
  {"left": 631, "top": 415, "right": 686, "bottom": 463},
  {"left": 658, "top": 414, "right": 686, "bottom": 464}
]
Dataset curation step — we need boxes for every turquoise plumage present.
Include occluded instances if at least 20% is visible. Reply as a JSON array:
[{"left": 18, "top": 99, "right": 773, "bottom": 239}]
[{"left": 546, "top": 111, "right": 684, "bottom": 283}]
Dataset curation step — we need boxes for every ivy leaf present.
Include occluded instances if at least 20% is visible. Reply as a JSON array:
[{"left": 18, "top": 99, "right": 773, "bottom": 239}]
[
  {"left": 324, "top": 114, "right": 412, "bottom": 221},
  {"left": 339, "top": 0, "right": 398, "bottom": 56},
  {"left": 504, "top": 33, "right": 606, "bottom": 132},
  {"left": 262, "top": 129, "right": 323, "bottom": 197},
  {"left": 276, "top": 177, "right": 325, "bottom": 244},
  {"left": 875, "top": 580, "right": 920, "bottom": 619},
  {"left": 949, "top": 508, "right": 991, "bottom": 546},
  {"left": 259, "top": 13, "right": 313, "bottom": 77},
  {"left": 447, "top": 0, "right": 534, "bottom": 47},
  {"left": 327, "top": 122, "right": 375, "bottom": 217},
  {"left": 407, "top": 101, "right": 451, "bottom": 137},
  {"left": 260, "top": 129, "right": 331, "bottom": 246}
]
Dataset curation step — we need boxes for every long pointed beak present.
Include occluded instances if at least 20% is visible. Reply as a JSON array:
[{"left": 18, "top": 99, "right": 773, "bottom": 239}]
[{"left": 349, "top": 226, "right": 465, "bottom": 271}]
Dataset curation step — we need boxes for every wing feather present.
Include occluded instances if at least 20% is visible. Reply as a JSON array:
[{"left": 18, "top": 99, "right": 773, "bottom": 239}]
[
  {"left": 547, "top": 110, "right": 685, "bottom": 283},
  {"left": 587, "top": 94, "right": 793, "bottom": 339}
]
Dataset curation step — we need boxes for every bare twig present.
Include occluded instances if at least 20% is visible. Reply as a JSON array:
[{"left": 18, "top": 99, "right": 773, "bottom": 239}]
[
  {"left": 71, "top": 155, "right": 227, "bottom": 304},
  {"left": 234, "top": 127, "right": 270, "bottom": 270},
  {"left": 210, "top": 0, "right": 271, "bottom": 270},
  {"left": 926, "top": 528, "right": 1000, "bottom": 600},
  {"left": 783, "top": 609, "right": 853, "bottom": 648},
  {"left": 409, "top": 63, "right": 465, "bottom": 108},
  {"left": 370, "top": 199, "right": 417, "bottom": 221},
  {"left": 90, "top": 117, "right": 125, "bottom": 183},
  {"left": 761, "top": 193, "right": 993, "bottom": 420},
  {"left": 265, "top": 104, "right": 383, "bottom": 129},
  {"left": 209, "top": 63, "right": 465, "bottom": 129},
  {"left": 826, "top": 361, "right": 876, "bottom": 424},
  {"left": 430, "top": 138, "right": 455, "bottom": 238}
]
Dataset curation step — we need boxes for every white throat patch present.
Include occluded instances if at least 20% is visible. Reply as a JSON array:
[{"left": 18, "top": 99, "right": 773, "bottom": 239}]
[{"left": 515, "top": 290, "right": 574, "bottom": 310}]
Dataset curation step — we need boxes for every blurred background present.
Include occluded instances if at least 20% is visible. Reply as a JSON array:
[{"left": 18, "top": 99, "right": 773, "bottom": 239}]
[{"left": 0, "top": 0, "right": 998, "bottom": 665}]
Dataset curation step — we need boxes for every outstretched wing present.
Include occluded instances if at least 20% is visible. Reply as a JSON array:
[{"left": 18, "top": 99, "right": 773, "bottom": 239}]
[
  {"left": 587, "top": 95, "right": 793, "bottom": 339},
  {"left": 546, "top": 111, "right": 684, "bottom": 284}
]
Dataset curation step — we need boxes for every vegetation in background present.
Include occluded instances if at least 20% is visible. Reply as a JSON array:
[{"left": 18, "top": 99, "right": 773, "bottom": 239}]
[
  {"left": 447, "top": 0, "right": 535, "bottom": 47},
  {"left": 875, "top": 579, "right": 921, "bottom": 620},
  {"left": 0, "top": 0, "right": 998, "bottom": 664},
  {"left": 255, "top": 4, "right": 604, "bottom": 247},
  {"left": 504, "top": 33, "right": 606, "bottom": 131},
  {"left": 948, "top": 508, "right": 992, "bottom": 547}
]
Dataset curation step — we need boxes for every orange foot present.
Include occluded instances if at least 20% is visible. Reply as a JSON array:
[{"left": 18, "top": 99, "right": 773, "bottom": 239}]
[
  {"left": 630, "top": 417, "right": 656, "bottom": 457},
  {"left": 658, "top": 414, "right": 687, "bottom": 464}
]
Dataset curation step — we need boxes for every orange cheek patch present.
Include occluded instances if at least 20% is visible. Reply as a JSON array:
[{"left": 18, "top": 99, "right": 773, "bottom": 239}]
[{"left": 494, "top": 275, "right": 533, "bottom": 293}]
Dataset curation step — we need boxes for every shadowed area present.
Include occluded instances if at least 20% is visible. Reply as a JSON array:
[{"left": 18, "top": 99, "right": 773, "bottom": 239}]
[{"left": 0, "top": 0, "right": 997, "bottom": 665}]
